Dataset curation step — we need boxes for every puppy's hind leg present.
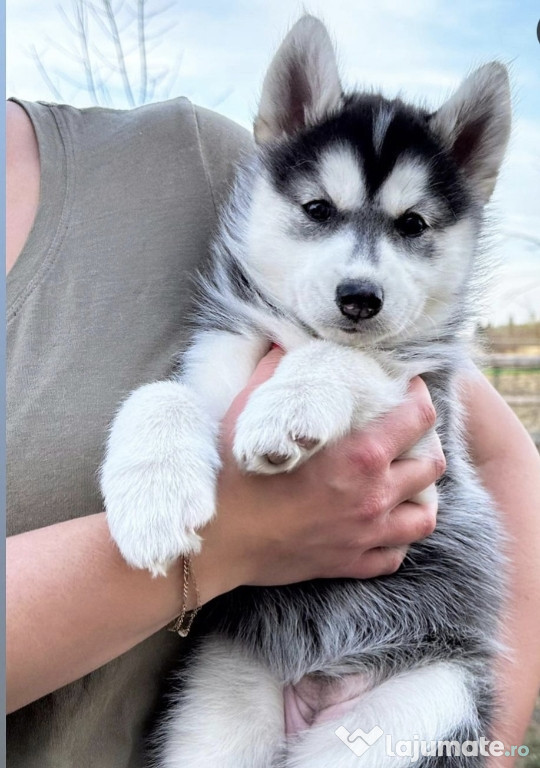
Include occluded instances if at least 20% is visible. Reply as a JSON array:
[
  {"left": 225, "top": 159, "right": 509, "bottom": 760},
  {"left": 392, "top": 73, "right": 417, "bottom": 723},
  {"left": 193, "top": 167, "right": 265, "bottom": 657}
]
[
  {"left": 285, "top": 662, "right": 482, "bottom": 768},
  {"left": 156, "top": 636, "right": 285, "bottom": 768},
  {"left": 409, "top": 730, "right": 490, "bottom": 768}
]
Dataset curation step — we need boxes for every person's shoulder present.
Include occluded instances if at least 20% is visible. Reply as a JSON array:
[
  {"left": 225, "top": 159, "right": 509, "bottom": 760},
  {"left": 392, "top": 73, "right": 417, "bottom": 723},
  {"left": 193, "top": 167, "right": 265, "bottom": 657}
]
[
  {"left": 191, "top": 103, "right": 255, "bottom": 212},
  {"left": 144, "top": 97, "right": 254, "bottom": 161},
  {"left": 6, "top": 101, "right": 38, "bottom": 164},
  {"left": 193, "top": 104, "right": 253, "bottom": 155}
]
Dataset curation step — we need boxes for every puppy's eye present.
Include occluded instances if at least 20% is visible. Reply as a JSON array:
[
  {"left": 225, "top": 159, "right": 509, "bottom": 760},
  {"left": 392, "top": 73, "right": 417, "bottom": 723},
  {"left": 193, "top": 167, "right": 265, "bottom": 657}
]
[
  {"left": 395, "top": 212, "right": 428, "bottom": 237},
  {"left": 302, "top": 199, "right": 335, "bottom": 223}
]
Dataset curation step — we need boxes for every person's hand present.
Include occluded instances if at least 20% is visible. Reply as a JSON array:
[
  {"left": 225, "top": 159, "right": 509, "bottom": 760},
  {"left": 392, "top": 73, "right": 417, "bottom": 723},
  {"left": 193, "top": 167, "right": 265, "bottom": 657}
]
[{"left": 193, "top": 348, "right": 445, "bottom": 601}]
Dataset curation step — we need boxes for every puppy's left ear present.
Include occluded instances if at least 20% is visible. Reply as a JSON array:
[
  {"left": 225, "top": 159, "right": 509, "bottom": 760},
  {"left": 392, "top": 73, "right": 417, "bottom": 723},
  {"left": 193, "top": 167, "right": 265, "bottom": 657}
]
[
  {"left": 254, "top": 15, "right": 342, "bottom": 144},
  {"left": 429, "top": 63, "right": 511, "bottom": 203}
]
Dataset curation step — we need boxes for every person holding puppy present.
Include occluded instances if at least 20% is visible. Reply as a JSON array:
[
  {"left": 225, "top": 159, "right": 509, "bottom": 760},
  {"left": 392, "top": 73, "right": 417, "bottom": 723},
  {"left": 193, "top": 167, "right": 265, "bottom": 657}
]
[{"left": 6, "top": 97, "right": 540, "bottom": 766}]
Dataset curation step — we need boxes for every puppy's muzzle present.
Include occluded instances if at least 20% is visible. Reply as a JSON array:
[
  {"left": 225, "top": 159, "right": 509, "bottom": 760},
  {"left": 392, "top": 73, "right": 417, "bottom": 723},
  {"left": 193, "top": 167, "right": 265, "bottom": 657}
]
[{"left": 336, "top": 280, "right": 384, "bottom": 320}]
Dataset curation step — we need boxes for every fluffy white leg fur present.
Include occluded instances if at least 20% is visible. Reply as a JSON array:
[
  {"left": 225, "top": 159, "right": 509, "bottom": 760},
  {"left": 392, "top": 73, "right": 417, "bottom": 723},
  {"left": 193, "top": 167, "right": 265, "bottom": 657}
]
[
  {"left": 233, "top": 339, "right": 406, "bottom": 474},
  {"left": 101, "top": 380, "right": 221, "bottom": 575},
  {"left": 157, "top": 636, "right": 285, "bottom": 768},
  {"left": 182, "top": 330, "right": 269, "bottom": 421},
  {"left": 285, "top": 662, "right": 478, "bottom": 768},
  {"left": 101, "top": 331, "right": 265, "bottom": 575}
]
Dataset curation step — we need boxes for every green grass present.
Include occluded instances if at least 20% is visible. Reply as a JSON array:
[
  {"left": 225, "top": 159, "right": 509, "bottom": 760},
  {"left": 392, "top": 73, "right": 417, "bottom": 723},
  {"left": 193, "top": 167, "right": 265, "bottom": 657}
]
[
  {"left": 484, "top": 368, "right": 540, "bottom": 375},
  {"left": 518, "top": 699, "right": 540, "bottom": 768}
]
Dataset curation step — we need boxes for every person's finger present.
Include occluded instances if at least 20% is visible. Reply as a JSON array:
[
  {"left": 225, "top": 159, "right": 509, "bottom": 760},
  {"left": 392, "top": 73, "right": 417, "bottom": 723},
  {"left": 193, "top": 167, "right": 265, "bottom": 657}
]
[
  {"left": 344, "top": 546, "right": 408, "bottom": 580},
  {"left": 386, "top": 454, "right": 445, "bottom": 507},
  {"left": 244, "top": 346, "right": 284, "bottom": 390},
  {"left": 348, "top": 377, "right": 436, "bottom": 466},
  {"left": 223, "top": 347, "right": 285, "bottom": 426},
  {"left": 382, "top": 501, "right": 438, "bottom": 547}
]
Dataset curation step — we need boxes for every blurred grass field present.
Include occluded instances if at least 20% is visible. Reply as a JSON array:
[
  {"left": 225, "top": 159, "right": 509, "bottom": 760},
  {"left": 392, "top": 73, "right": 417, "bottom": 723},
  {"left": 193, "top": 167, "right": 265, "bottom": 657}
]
[{"left": 519, "top": 698, "right": 540, "bottom": 767}]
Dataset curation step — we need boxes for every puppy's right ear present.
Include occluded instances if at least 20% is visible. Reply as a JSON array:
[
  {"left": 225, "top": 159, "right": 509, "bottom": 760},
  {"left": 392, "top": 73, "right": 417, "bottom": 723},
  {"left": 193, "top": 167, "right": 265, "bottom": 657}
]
[{"left": 254, "top": 15, "right": 342, "bottom": 144}]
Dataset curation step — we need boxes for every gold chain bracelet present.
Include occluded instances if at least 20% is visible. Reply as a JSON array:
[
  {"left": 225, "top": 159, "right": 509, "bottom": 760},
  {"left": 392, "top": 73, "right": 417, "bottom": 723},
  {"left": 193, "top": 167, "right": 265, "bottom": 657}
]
[{"left": 168, "top": 555, "right": 201, "bottom": 637}]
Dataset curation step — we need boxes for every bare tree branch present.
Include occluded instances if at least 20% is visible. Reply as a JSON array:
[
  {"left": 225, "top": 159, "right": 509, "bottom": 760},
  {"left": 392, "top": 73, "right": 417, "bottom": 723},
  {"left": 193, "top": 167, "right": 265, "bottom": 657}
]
[
  {"left": 89, "top": 42, "right": 123, "bottom": 73},
  {"left": 30, "top": 0, "right": 186, "bottom": 107},
  {"left": 160, "top": 52, "right": 183, "bottom": 100},
  {"left": 102, "top": 0, "right": 135, "bottom": 106},
  {"left": 30, "top": 46, "right": 64, "bottom": 101},
  {"left": 137, "top": 0, "right": 147, "bottom": 103},
  {"left": 86, "top": 1, "right": 115, "bottom": 38},
  {"left": 73, "top": 0, "right": 101, "bottom": 103},
  {"left": 56, "top": 3, "right": 81, "bottom": 36},
  {"left": 43, "top": 33, "right": 83, "bottom": 64}
]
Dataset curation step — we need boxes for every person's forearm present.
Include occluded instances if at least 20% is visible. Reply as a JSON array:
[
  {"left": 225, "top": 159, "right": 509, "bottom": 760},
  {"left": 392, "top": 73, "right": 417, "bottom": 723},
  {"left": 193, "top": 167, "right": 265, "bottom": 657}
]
[
  {"left": 463, "top": 370, "right": 540, "bottom": 761},
  {"left": 6, "top": 513, "right": 234, "bottom": 714},
  {"left": 7, "top": 363, "right": 443, "bottom": 716}
]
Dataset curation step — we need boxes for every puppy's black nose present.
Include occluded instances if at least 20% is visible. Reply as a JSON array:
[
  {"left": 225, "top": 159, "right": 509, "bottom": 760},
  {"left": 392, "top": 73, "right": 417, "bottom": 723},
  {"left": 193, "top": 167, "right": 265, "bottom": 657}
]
[{"left": 336, "top": 280, "right": 384, "bottom": 320}]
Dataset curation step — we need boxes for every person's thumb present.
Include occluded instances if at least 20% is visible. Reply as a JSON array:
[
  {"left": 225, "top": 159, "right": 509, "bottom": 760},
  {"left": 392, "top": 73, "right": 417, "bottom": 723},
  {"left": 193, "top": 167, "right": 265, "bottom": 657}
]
[{"left": 223, "top": 346, "right": 284, "bottom": 427}]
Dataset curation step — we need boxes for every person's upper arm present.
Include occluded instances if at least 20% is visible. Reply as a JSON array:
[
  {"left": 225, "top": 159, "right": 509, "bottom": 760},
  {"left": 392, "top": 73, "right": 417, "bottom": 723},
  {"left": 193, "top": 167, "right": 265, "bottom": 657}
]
[
  {"left": 460, "top": 366, "right": 540, "bottom": 752},
  {"left": 459, "top": 365, "right": 538, "bottom": 467},
  {"left": 6, "top": 101, "right": 40, "bottom": 274}
]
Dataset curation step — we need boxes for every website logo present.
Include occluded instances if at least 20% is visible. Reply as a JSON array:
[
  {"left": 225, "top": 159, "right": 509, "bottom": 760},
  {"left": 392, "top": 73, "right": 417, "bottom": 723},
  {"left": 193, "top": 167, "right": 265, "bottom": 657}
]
[
  {"left": 334, "top": 725, "right": 384, "bottom": 756},
  {"left": 335, "top": 726, "right": 530, "bottom": 761}
]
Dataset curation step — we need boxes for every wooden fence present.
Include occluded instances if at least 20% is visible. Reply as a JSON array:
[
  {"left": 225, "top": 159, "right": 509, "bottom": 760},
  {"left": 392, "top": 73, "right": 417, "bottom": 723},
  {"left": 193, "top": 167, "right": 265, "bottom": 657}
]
[{"left": 483, "top": 353, "right": 540, "bottom": 450}]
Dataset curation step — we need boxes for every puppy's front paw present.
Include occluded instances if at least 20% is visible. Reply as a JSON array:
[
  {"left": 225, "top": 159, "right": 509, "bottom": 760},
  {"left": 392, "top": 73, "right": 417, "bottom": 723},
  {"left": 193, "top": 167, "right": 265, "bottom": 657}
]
[
  {"left": 402, "top": 428, "right": 442, "bottom": 508},
  {"left": 103, "top": 459, "right": 215, "bottom": 577},
  {"left": 233, "top": 381, "right": 354, "bottom": 475},
  {"left": 101, "top": 381, "right": 220, "bottom": 576},
  {"left": 234, "top": 426, "right": 322, "bottom": 474}
]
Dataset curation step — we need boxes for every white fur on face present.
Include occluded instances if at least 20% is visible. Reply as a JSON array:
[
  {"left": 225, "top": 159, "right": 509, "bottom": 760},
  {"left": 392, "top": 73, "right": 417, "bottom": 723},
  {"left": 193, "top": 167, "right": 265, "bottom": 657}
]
[
  {"left": 319, "top": 145, "right": 366, "bottom": 210},
  {"left": 344, "top": 218, "right": 477, "bottom": 344},
  {"left": 245, "top": 166, "right": 476, "bottom": 347},
  {"left": 413, "top": 218, "right": 476, "bottom": 335},
  {"left": 377, "top": 158, "right": 429, "bottom": 218},
  {"left": 245, "top": 175, "right": 358, "bottom": 304},
  {"left": 245, "top": 174, "right": 364, "bottom": 338}
]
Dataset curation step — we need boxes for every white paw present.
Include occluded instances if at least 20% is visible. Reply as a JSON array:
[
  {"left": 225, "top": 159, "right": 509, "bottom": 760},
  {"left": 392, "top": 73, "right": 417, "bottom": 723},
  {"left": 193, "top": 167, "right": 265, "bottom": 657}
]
[
  {"left": 234, "top": 428, "right": 322, "bottom": 474},
  {"left": 233, "top": 380, "right": 355, "bottom": 475},
  {"left": 101, "top": 381, "right": 220, "bottom": 576},
  {"left": 401, "top": 429, "right": 441, "bottom": 507},
  {"left": 410, "top": 483, "right": 438, "bottom": 507}
]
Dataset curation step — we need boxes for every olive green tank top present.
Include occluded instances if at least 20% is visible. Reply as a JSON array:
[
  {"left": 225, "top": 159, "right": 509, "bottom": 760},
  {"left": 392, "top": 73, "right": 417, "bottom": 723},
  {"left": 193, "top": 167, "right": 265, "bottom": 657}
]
[{"left": 7, "top": 97, "right": 253, "bottom": 767}]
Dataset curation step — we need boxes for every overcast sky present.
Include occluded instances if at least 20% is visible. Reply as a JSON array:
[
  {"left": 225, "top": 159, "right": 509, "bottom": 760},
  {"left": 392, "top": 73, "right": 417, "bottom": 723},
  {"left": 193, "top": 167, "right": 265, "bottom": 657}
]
[{"left": 7, "top": 0, "right": 540, "bottom": 325}]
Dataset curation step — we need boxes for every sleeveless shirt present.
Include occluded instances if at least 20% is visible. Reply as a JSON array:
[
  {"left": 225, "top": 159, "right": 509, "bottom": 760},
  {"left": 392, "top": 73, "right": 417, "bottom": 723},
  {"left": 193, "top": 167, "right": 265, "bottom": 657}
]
[{"left": 7, "top": 97, "right": 253, "bottom": 767}]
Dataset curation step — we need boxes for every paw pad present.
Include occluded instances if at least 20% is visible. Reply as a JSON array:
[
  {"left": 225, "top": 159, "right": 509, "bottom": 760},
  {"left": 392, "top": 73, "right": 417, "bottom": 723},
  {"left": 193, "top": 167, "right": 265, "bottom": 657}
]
[
  {"left": 294, "top": 436, "right": 320, "bottom": 451},
  {"left": 264, "top": 451, "right": 292, "bottom": 466}
]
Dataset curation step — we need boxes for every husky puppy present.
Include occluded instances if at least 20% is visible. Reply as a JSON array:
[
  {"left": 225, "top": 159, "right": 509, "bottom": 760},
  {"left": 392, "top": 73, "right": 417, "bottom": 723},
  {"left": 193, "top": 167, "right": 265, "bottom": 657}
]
[{"left": 101, "top": 16, "right": 511, "bottom": 768}]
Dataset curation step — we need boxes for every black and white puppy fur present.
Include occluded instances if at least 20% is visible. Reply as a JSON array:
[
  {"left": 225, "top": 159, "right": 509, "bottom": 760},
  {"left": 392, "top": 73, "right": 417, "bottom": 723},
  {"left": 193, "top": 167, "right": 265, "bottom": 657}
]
[{"left": 101, "top": 16, "right": 511, "bottom": 768}]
